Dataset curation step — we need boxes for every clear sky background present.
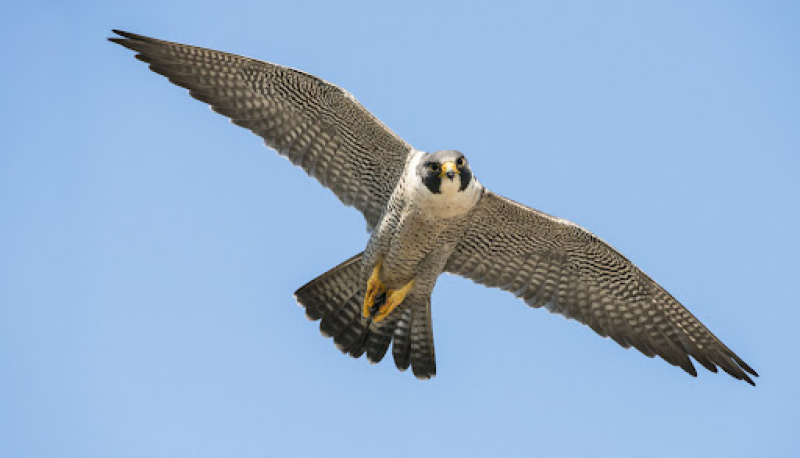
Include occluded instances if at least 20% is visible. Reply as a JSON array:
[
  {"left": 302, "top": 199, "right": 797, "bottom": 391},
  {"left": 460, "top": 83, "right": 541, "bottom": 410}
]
[{"left": 2, "top": 1, "right": 799, "bottom": 457}]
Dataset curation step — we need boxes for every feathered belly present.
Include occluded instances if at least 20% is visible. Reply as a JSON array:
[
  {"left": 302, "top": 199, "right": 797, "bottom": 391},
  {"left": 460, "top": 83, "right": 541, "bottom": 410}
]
[{"left": 379, "top": 212, "right": 463, "bottom": 290}]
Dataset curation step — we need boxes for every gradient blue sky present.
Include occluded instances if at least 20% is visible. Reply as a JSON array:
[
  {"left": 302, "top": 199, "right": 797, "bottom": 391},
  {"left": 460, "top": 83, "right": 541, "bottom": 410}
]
[{"left": 2, "top": 1, "right": 799, "bottom": 457}]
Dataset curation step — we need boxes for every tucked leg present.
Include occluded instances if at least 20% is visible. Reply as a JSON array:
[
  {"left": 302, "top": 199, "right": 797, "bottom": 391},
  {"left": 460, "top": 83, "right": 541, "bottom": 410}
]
[
  {"left": 374, "top": 280, "right": 415, "bottom": 322},
  {"left": 363, "top": 260, "right": 385, "bottom": 318}
]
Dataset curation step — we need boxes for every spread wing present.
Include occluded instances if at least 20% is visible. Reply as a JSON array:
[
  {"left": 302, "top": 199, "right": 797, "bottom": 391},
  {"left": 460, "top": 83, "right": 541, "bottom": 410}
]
[
  {"left": 110, "top": 30, "right": 413, "bottom": 229},
  {"left": 445, "top": 191, "right": 758, "bottom": 385}
]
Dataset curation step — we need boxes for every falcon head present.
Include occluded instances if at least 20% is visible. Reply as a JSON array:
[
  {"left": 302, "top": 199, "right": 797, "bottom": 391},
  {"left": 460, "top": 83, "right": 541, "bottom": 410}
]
[
  {"left": 418, "top": 150, "right": 475, "bottom": 195},
  {"left": 413, "top": 149, "right": 483, "bottom": 219}
]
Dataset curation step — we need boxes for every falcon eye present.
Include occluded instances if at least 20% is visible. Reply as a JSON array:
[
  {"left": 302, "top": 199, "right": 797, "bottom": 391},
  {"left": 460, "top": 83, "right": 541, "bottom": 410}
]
[
  {"left": 456, "top": 157, "right": 465, "bottom": 168},
  {"left": 428, "top": 162, "right": 440, "bottom": 173}
]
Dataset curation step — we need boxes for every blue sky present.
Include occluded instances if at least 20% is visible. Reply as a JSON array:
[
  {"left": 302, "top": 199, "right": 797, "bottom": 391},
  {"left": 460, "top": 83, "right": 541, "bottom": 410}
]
[{"left": 2, "top": 1, "right": 799, "bottom": 457}]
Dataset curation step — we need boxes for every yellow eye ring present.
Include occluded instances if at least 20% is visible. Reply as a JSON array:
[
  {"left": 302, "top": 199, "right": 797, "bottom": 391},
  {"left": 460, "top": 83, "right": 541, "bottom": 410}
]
[
  {"left": 428, "top": 163, "right": 440, "bottom": 173},
  {"left": 456, "top": 157, "right": 465, "bottom": 168}
]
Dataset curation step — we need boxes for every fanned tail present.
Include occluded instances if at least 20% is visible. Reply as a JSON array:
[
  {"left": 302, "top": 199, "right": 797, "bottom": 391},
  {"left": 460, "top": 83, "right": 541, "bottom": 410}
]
[{"left": 294, "top": 253, "right": 436, "bottom": 379}]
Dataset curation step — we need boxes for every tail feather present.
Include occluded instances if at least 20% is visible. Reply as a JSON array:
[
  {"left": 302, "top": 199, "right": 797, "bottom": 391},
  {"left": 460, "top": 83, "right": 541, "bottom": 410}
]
[
  {"left": 296, "top": 253, "right": 363, "bottom": 321},
  {"left": 392, "top": 308, "right": 413, "bottom": 371},
  {"left": 340, "top": 318, "right": 371, "bottom": 358},
  {"left": 366, "top": 326, "right": 393, "bottom": 363},
  {"left": 295, "top": 253, "right": 437, "bottom": 380},
  {"left": 347, "top": 330, "right": 370, "bottom": 358},
  {"left": 330, "top": 295, "right": 368, "bottom": 350},
  {"left": 319, "top": 291, "right": 360, "bottom": 339},
  {"left": 411, "top": 299, "right": 436, "bottom": 380}
]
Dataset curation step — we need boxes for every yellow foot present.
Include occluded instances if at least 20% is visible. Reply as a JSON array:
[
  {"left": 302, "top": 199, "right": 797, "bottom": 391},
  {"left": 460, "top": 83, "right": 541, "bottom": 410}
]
[
  {"left": 373, "top": 280, "right": 415, "bottom": 323},
  {"left": 363, "top": 260, "right": 385, "bottom": 319}
]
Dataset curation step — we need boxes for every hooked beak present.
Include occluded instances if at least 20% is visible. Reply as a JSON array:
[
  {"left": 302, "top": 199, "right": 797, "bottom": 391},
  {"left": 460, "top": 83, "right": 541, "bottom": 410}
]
[{"left": 441, "top": 161, "right": 459, "bottom": 180}]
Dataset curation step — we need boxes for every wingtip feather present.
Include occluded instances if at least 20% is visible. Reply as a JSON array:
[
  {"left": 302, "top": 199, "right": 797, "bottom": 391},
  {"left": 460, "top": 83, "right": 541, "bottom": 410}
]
[{"left": 110, "top": 29, "right": 151, "bottom": 41}]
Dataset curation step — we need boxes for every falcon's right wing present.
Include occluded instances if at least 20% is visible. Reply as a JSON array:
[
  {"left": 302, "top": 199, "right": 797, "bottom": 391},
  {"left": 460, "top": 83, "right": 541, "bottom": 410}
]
[
  {"left": 110, "top": 30, "right": 414, "bottom": 229},
  {"left": 445, "top": 191, "right": 758, "bottom": 385}
]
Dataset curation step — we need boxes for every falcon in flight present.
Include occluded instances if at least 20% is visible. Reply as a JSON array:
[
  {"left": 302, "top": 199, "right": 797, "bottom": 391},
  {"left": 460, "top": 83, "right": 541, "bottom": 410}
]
[{"left": 110, "top": 30, "right": 757, "bottom": 384}]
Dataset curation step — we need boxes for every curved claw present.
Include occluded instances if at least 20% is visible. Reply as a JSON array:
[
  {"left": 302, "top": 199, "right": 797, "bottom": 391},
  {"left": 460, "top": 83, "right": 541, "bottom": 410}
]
[{"left": 373, "top": 280, "right": 415, "bottom": 323}]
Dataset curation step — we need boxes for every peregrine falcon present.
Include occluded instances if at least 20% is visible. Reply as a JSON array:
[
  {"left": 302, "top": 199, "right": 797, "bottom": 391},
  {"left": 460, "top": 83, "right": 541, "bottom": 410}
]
[{"left": 110, "top": 30, "right": 758, "bottom": 384}]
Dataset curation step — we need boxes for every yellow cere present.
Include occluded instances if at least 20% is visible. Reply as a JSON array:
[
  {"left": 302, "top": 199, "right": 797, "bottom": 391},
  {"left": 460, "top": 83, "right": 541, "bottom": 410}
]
[{"left": 439, "top": 161, "right": 460, "bottom": 178}]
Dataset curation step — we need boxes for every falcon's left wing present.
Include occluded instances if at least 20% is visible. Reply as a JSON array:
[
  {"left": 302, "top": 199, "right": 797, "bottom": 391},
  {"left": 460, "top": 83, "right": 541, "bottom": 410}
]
[{"left": 445, "top": 191, "right": 758, "bottom": 385}]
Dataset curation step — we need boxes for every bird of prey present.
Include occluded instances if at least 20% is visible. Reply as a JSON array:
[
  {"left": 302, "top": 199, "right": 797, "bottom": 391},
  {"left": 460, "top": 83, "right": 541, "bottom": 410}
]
[{"left": 110, "top": 30, "right": 758, "bottom": 384}]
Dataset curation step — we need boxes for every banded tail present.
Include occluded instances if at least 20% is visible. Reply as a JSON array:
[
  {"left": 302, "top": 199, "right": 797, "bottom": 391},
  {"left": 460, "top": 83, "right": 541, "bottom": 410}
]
[{"left": 294, "top": 253, "right": 436, "bottom": 379}]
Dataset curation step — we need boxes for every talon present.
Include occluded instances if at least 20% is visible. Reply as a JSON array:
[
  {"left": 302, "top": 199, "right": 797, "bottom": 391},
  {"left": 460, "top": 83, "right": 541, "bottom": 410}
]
[
  {"left": 373, "top": 280, "right": 414, "bottom": 322},
  {"left": 363, "top": 260, "right": 385, "bottom": 318}
]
